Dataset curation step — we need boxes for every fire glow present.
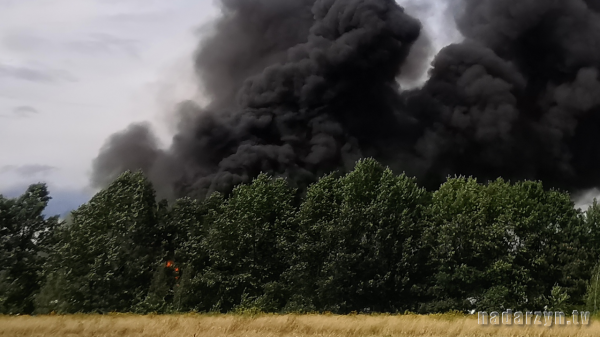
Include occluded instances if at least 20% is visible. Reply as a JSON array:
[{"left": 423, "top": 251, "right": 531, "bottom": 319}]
[{"left": 165, "top": 261, "right": 180, "bottom": 280}]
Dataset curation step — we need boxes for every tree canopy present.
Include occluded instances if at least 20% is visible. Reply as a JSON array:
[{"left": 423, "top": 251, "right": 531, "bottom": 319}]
[{"left": 2, "top": 159, "right": 599, "bottom": 314}]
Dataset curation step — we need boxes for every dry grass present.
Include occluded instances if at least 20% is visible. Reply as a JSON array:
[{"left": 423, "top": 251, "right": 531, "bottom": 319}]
[{"left": 1, "top": 313, "right": 599, "bottom": 337}]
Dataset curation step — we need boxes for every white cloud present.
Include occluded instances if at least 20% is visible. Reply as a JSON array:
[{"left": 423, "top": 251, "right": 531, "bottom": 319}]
[
  {"left": 0, "top": 164, "right": 56, "bottom": 176},
  {"left": 397, "top": 0, "right": 463, "bottom": 88},
  {"left": 0, "top": 0, "right": 219, "bottom": 205},
  {"left": 574, "top": 188, "right": 600, "bottom": 211}
]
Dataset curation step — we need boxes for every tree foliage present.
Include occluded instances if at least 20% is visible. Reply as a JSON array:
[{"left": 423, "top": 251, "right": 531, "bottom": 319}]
[
  {"left": 0, "top": 184, "right": 59, "bottom": 314},
  {"left": 2, "top": 161, "right": 598, "bottom": 314},
  {"left": 423, "top": 178, "right": 587, "bottom": 312},
  {"left": 36, "top": 171, "right": 163, "bottom": 313}
]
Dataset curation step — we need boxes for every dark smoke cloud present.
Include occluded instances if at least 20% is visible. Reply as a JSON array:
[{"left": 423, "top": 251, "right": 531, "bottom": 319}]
[
  {"left": 92, "top": 123, "right": 160, "bottom": 188},
  {"left": 404, "top": 0, "right": 600, "bottom": 189},
  {"left": 93, "top": 0, "right": 422, "bottom": 198},
  {"left": 93, "top": 0, "right": 600, "bottom": 199}
]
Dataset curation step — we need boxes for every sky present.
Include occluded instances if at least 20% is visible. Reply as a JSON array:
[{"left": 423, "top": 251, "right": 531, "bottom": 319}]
[
  {"left": 3, "top": 0, "right": 592, "bottom": 217},
  {"left": 0, "top": 0, "right": 221, "bottom": 216}
]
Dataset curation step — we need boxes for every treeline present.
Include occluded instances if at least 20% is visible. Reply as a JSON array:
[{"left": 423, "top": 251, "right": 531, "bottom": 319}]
[{"left": 3, "top": 159, "right": 600, "bottom": 315}]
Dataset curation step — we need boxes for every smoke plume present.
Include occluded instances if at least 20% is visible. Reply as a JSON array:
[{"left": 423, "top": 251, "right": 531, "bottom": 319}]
[{"left": 92, "top": 0, "right": 600, "bottom": 199}]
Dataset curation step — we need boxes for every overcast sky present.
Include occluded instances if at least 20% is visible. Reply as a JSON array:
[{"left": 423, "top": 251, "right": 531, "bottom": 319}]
[
  {"left": 0, "top": 0, "right": 222, "bottom": 215},
  {"left": 0, "top": 0, "right": 487, "bottom": 217}
]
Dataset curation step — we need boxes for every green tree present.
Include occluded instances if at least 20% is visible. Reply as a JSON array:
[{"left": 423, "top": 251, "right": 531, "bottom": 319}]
[
  {"left": 33, "top": 268, "right": 71, "bottom": 314},
  {"left": 0, "top": 184, "right": 60, "bottom": 314},
  {"left": 136, "top": 263, "right": 173, "bottom": 313},
  {"left": 172, "top": 263, "right": 194, "bottom": 312},
  {"left": 424, "top": 177, "right": 586, "bottom": 312},
  {"left": 586, "top": 259, "right": 600, "bottom": 313},
  {"left": 37, "top": 171, "right": 163, "bottom": 313},
  {"left": 584, "top": 199, "right": 600, "bottom": 260},
  {"left": 581, "top": 200, "right": 600, "bottom": 313},
  {"left": 171, "top": 193, "right": 224, "bottom": 312},
  {"left": 424, "top": 177, "right": 515, "bottom": 312},
  {"left": 198, "top": 174, "right": 297, "bottom": 312},
  {"left": 22, "top": 158, "right": 596, "bottom": 315},
  {"left": 287, "top": 159, "right": 430, "bottom": 313}
]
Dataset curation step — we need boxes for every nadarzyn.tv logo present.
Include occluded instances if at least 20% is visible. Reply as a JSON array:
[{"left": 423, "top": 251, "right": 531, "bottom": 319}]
[{"left": 478, "top": 310, "right": 591, "bottom": 327}]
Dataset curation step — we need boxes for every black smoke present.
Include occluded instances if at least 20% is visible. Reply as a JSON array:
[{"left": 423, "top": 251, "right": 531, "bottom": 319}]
[
  {"left": 405, "top": 0, "right": 600, "bottom": 190},
  {"left": 92, "top": 0, "right": 600, "bottom": 199}
]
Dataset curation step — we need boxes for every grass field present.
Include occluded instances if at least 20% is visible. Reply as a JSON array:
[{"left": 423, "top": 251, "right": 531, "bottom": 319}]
[{"left": 1, "top": 313, "right": 600, "bottom": 337}]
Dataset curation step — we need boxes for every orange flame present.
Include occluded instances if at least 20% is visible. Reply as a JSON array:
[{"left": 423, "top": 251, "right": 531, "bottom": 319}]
[
  {"left": 175, "top": 267, "right": 180, "bottom": 273},
  {"left": 166, "top": 261, "right": 174, "bottom": 268}
]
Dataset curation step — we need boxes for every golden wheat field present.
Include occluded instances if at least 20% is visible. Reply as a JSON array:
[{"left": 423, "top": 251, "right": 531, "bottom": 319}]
[{"left": 1, "top": 313, "right": 600, "bottom": 337}]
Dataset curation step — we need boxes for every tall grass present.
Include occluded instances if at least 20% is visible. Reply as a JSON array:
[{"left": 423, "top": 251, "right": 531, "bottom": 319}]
[{"left": 1, "top": 313, "right": 599, "bottom": 337}]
